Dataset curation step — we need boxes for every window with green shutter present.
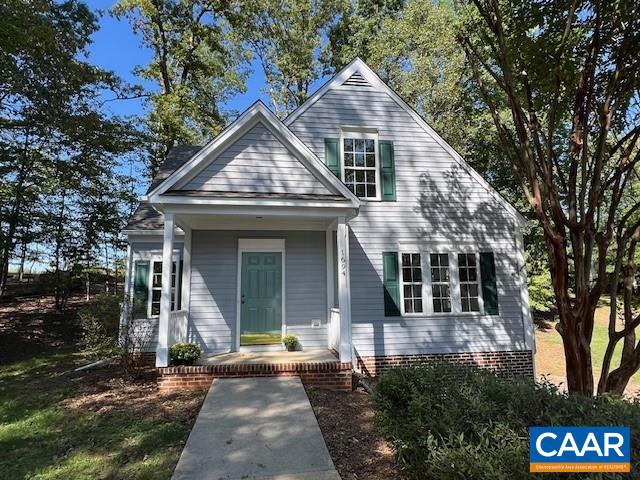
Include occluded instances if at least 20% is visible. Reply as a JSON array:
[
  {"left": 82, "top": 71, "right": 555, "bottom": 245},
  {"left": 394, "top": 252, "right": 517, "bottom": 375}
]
[
  {"left": 480, "top": 252, "right": 499, "bottom": 315},
  {"left": 383, "top": 252, "right": 401, "bottom": 316},
  {"left": 132, "top": 261, "right": 149, "bottom": 318}
]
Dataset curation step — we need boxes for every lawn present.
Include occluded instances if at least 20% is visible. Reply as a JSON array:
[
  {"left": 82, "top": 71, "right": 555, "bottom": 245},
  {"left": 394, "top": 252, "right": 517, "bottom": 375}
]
[
  {"left": 535, "top": 297, "right": 640, "bottom": 395},
  {"left": 0, "top": 350, "right": 205, "bottom": 480},
  {"left": 0, "top": 295, "right": 205, "bottom": 480}
]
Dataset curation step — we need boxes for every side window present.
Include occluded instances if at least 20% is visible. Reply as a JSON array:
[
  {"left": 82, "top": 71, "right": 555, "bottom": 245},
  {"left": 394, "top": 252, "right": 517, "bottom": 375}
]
[
  {"left": 430, "top": 253, "right": 452, "bottom": 313},
  {"left": 401, "top": 253, "right": 423, "bottom": 313},
  {"left": 458, "top": 253, "right": 480, "bottom": 312},
  {"left": 150, "top": 261, "right": 178, "bottom": 315}
]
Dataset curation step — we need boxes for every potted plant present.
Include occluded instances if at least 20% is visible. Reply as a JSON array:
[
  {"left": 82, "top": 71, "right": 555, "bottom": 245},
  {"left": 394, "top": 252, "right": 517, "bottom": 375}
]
[
  {"left": 282, "top": 334, "right": 299, "bottom": 352},
  {"left": 169, "top": 342, "right": 202, "bottom": 365}
]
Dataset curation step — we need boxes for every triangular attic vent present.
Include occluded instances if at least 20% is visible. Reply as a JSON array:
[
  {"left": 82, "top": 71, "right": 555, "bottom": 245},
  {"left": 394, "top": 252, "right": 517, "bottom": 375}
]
[{"left": 342, "top": 71, "right": 371, "bottom": 88}]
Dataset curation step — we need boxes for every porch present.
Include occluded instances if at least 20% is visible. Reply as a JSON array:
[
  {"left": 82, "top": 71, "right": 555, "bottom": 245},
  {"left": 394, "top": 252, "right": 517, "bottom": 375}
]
[
  {"left": 157, "top": 349, "right": 353, "bottom": 392},
  {"left": 124, "top": 209, "right": 355, "bottom": 370}
]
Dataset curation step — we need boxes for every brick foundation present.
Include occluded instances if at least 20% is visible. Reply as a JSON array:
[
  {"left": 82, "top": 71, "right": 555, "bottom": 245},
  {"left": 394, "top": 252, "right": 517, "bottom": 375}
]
[
  {"left": 157, "top": 361, "right": 353, "bottom": 392},
  {"left": 355, "top": 350, "right": 534, "bottom": 378}
]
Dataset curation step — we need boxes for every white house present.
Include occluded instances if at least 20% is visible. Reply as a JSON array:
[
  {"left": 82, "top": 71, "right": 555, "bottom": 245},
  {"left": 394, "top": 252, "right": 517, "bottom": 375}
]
[{"left": 122, "top": 58, "right": 535, "bottom": 380}]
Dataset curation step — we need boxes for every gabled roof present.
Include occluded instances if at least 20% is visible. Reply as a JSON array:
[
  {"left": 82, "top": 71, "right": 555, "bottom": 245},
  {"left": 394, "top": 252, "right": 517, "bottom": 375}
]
[
  {"left": 147, "top": 144, "right": 202, "bottom": 194},
  {"left": 285, "top": 58, "right": 526, "bottom": 226},
  {"left": 145, "top": 101, "right": 359, "bottom": 207}
]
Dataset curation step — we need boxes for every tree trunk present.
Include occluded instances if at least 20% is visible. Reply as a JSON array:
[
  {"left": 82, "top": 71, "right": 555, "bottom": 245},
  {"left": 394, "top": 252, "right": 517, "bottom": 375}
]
[{"left": 558, "top": 306, "right": 595, "bottom": 395}]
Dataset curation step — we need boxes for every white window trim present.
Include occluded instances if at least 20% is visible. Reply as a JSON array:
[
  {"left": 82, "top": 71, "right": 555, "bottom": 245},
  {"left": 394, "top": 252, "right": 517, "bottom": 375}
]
[
  {"left": 395, "top": 248, "right": 486, "bottom": 318},
  {"left": 148, "top": 257, "right": 181, "bottom": 319},
  {"left": 235, "top": 238, "right": 286, "bottom": 351},
  {"left": 339, "top": 128, "right": 382, "bottom": 201},
  {"left": 398, "top": 252, "right": 425, "bottom": 316}
]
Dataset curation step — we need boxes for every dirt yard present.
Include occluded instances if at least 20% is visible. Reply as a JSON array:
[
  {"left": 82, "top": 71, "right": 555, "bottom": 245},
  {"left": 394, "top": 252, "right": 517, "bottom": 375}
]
[{"left": 306, "top": 386, "right": 403, "bottom": 480}]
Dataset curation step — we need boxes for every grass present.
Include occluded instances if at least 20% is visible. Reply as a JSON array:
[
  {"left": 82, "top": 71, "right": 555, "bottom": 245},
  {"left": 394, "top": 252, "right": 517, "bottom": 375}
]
[
  {"left": 0, "top": 349, "right": 205, "bottom": 480},
  {"left": 535, "top": 296, "right": 640, "bottom": 394}
]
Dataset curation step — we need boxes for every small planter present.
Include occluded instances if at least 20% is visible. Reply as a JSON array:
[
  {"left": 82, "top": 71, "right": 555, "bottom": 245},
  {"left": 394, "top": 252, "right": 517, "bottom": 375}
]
[
  {"left": 282, "top": 334, "right": 299, "bottom": 352},
  {"left": 169, "top": 342, "right": 202, "bottom": 366}
]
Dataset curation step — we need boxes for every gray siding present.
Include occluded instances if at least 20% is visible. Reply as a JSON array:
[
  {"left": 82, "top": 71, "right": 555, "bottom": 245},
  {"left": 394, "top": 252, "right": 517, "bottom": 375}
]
[
  {"left": 181, "top": 122, "right": 334, "bottom": 196},
  {"left": 189, "top": 230, "right": 327, "bottom": 353},
  {"left": 288, "top": 80, "right": 528, "bottom": 357}
]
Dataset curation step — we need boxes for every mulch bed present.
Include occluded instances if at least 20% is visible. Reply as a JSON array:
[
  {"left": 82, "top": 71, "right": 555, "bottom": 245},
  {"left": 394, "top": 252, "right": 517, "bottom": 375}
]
[{"left": 306, "top": 386, "right": 403, "bottom": 480}]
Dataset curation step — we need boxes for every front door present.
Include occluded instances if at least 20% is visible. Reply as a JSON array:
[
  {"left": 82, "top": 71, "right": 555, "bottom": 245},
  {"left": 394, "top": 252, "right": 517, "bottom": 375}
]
[{"left": 240, "top": 252, "right": 282, "bottom": 345}]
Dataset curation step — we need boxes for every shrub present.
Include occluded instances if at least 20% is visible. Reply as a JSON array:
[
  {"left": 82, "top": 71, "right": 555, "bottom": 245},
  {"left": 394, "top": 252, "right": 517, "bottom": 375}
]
[
  {"left": 79, "top": 293, "right": 121, "bottom": 360},
  {"left": 170, "top": 342, "right": 202, "bottom": 365},
  {"left": 373, "top": 363, "right": 640, "bottom": 479},
  {"left": 282, "top": 334, "right": 298, "bottom": 351}
]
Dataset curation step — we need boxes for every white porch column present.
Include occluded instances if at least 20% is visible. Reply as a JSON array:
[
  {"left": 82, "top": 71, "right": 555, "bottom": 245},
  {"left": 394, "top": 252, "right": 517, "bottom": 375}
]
[
  {"left": 337, "top": 216, "right": 352, "bottom": 363},
  {"left": 120, "top": 243, "right": 133, "bottom": 333},
  {"left": 156, "top": 212, "right": 175, "bottom": 367}
]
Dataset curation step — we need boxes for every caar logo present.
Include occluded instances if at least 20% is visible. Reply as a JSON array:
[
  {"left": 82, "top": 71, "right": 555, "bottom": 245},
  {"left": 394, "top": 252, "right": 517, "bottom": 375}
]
[{"left": 529, "top": 426, "right": 630, "bottom": 472}]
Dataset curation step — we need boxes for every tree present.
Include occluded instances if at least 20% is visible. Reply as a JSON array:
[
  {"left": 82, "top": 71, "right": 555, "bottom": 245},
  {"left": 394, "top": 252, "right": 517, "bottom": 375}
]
[
  {"left": 239, "top": 0, "right": 343, "bottom": 118},
  {"left": 0, "top": 0, "right": 142, "bottom": 302},
  {"left": 113, "top": 0, "right": 248, "bottom": 174},
  {"left": 461, "top": 0, "right": 640, "bottom": 394}
]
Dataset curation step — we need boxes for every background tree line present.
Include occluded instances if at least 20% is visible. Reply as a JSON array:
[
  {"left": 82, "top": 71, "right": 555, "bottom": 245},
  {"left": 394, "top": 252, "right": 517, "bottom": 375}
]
[{"left": 2, "top": 0, "right": 638, "bottom": 395}]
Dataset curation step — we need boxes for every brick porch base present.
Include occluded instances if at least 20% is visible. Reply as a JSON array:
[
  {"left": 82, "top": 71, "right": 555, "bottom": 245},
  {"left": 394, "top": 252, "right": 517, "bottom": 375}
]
[
  {"left": 157, "top": 360, "right": 353, "bottom": 392},
  {"left": 355, "top": 350, "right": 535, "bottom": 378}
]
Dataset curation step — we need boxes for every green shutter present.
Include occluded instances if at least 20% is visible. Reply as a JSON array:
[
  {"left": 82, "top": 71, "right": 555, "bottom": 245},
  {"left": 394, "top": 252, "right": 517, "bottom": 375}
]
[
  {"left": 379, "top": 140, "right": 396, "bottom": 201},
  {"left": 383, "top": 252, "right": 401, "bottom": 316},
  {"left": 324, "top": 138, "right": 341, "bottom": 177},
  {"left": 132, "top": 261, "right": 149, "bottom": 318},
  {"left": 480, "top": 252, "right": 499, "bottom": 315}
]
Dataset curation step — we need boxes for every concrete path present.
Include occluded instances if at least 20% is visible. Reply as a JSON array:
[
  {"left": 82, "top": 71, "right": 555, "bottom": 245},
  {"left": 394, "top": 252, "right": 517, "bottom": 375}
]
[{"left": 172, "top": 377, "right": 341, "bottom": 480}]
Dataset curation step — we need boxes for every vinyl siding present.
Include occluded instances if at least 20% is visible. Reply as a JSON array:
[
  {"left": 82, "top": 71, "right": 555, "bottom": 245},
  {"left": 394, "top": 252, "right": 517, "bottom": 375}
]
[
  {"left": 180, "top": 121, "right": 334, "bottom": 196},
  {"left": 188, "top": 230, "right": 327, "bottom": 353},
  {"left": 288, "top": 81, "right": 529, "bottom": 357}
]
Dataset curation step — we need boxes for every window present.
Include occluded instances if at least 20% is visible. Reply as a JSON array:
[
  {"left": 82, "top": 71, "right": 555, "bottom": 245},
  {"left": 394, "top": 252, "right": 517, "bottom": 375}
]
[
  {"left": 343, "top": 137, "right": 378, "bottom": 199},
  {"left": 458, "top": 253, "right": 480, "bottom": 312},
  {"left": 150, "top": 261, "right": 178, "bottom": 316},
  {"left": 430, "top": 253, "right": 451, "bottom": 313},
  {"left": 401, "top": 253, "right": 423, "bottom": 313}
]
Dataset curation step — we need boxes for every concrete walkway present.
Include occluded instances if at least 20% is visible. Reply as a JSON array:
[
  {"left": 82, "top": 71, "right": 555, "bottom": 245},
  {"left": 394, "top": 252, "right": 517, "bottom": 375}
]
[{"left": 172, "top": 377, "right": 341, "bottom": 480}]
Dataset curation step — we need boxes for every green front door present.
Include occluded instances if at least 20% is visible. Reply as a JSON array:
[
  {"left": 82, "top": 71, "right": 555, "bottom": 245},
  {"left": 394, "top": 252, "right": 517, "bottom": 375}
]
[{"left": 240, "top": 252, "right": 282, "bottom": 345}]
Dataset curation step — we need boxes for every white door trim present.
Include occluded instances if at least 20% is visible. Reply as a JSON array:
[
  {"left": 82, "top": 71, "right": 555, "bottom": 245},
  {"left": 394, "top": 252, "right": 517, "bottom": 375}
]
[{"left": 235, "top": 238, "right": 286, "bottom": 351}]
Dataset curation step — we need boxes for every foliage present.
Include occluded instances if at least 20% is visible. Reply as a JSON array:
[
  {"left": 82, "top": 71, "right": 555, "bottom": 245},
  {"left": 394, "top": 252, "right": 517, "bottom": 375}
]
[
  {"left": 460, "top": 0, "right": 640, "bottom": 395},
  {"left": 373, "top": 363, "right": 640, "bottom": 479},
  {"left": 169, "top": 342, "right": 202, "bottom": 365},
  {"left": 112, "top": 0, "right": 248, "bottom": 173},
  {"left": 282, "top": 334, "right": 299, "bottom": 351},
  {"left": 239, "top": 0, "right": 342, "bottom": 118},
  {"left": 0, "top": 0, "right": 143, "bottom": 306},
  {"left": 79, "top": 293, "right": 122, "bottom": 359}
]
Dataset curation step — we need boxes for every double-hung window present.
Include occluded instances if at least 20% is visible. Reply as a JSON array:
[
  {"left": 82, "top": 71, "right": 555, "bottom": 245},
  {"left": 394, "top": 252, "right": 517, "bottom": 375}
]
[
  {"left": 400, "top": 253, "right": 423, "bottom": 313},
  {"left": 150, "top": 261, "right": 178, "bottom": 316},
  {"left": 430, "top": 253, "right": 452, "bottom": 313},
  {"left": 342, "top": 134, "right": 379, "bottom": 200},
  {"left": 458, "top": 253, "right": 480, "bottom": 312}
]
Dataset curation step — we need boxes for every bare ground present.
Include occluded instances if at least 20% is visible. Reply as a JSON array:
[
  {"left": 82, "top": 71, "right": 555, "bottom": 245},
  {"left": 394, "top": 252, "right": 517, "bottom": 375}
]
[{"left": 306, "top": 386, "right": 403, "bottom": 480}]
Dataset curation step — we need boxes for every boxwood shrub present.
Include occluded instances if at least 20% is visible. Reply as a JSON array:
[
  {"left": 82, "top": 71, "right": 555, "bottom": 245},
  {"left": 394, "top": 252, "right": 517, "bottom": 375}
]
[
  {"left": 169, "top": 342, "right": 202, "bottom": 365},
  {"left": 373, "top": 363, "right": 640, "bottom": 479}
]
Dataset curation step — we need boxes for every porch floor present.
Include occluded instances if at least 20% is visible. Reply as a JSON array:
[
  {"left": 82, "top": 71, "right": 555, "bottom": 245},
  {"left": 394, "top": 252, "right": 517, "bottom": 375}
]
[{"left": 199, "top": 349, "right": 339, "bottom": 366}]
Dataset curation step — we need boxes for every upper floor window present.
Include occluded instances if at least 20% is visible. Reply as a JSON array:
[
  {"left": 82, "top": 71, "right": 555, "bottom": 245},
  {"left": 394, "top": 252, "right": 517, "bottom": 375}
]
[
  {"left": 458, "top": 253, "right": 480, "bottom": 312},
  {"left": 342, "top": 135, "right": 379, "bottom": 200}
]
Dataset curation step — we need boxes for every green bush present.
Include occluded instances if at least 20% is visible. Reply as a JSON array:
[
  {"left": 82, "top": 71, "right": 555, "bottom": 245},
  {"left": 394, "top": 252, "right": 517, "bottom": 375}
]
[
  {"left": 79, "top": 294, "right": 121, "bottom": 360},
  {"left": 373, "top": 363, "right": 640, "bottom": 479},
  {"left": 170, "top": 342, "right": 202, "bottom": 365},
  {"left": 282, "top": 334, "right": 298, "bottom": 351}
]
